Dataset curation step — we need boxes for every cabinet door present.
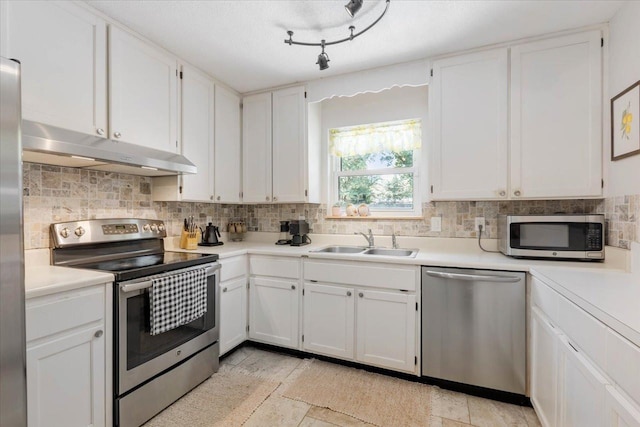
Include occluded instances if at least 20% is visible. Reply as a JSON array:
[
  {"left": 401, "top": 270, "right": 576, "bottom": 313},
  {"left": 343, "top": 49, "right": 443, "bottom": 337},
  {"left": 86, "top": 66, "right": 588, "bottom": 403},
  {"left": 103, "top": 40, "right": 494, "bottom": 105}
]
[
  {"left": 0, "top": 1, "right": 107, "bottom": 136},
  {"left": 605, "top": 386, "right": 640, "bottom": 427},
  {"left": 429, "top": 48, "right": 508, "bottom": 200},
  {"left": 558, "top": 335, "right": 608, "bottom": 427},
  {"left": 109, "top": 25, "right": 178, "bottom": 152},
  {"left": 220, "top": 277, "right": 247, "bottom": 355},
  {"left": 242, "top": 92, "right": 272, "bottom": 203},
  {"left": 27, "top": 325, "right": 105, "bottom": 427},
  {"left": 531, "top": 307, "right": 560, "bottom": 427},
  {"left": 272, "top": 86, "right": 307, "bottom": 203},
  {"left": 356, "top": 289, "right": 416, "bottom": 373},
  {"left": 249, "top": 277, "right": 299, "bottom": 348},
  {"left": 214, "top": 85, "right": 242, "bottom": 203},
  {"left": 180, "top": 64, "right": 214, "bottom": 201},
  {"left": 510, "top": 31, "right": 602, "bottom": 198},
  {"left": 303, "top": 282, "right": 354, "bottom": 360}
]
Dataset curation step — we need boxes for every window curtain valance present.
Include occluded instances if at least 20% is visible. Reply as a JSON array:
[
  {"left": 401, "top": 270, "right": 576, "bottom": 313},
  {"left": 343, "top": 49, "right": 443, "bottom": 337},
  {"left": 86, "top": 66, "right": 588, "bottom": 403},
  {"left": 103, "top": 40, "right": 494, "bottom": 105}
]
[{"left": 329, "top": 119, "right": 422, "bottom": 157}]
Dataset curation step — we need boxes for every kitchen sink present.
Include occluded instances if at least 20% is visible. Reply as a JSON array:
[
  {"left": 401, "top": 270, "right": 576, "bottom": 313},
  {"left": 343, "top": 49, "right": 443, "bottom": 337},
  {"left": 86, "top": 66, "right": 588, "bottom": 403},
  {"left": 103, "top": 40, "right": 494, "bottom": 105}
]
[
  {"left": 362, "top": 248, "right": 418, "bottom": 257},
  {"left": 312, "top": 246, "right": 367, "bottom": 254}
]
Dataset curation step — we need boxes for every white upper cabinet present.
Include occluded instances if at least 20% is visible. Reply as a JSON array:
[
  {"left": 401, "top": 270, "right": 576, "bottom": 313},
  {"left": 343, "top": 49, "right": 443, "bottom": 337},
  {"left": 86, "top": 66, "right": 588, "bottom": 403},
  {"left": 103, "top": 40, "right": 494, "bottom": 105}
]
[
  {"left": 0, "top": 1, "right": 107, "bottom": 136},
  {"left": 429, "top": 48, "right": 509, "bottom": 200},
  {"left": 180, "top": 64, "right": 215, "bottom": 201},
  {"left": 242, "top": 92, "right": 273, "bottom": 203},
  {"left": 429, "top": 30, "right": 602, "bottom": 201},
  {"left": 109, "top": 25, "right": 178, "bottom": 153},
  {"left": 272, "top": 86, "right": 307, "bottom": 202},
  {"left": 243, "top": 86, "right": 316, "bottom": 203},
  {"left": 215, "top": 85, "right": 242, "bottom": 203},
  {"left": 510, "top": 30, "right": 602, "bottom": 199}
]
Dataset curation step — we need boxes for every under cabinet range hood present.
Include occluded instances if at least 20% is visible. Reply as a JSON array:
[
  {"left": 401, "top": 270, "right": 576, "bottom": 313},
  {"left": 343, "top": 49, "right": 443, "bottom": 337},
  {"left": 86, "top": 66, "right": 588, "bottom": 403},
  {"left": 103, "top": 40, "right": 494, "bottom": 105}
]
[{"left": 21, "top": 121, "right": 196, "bottom": 176}]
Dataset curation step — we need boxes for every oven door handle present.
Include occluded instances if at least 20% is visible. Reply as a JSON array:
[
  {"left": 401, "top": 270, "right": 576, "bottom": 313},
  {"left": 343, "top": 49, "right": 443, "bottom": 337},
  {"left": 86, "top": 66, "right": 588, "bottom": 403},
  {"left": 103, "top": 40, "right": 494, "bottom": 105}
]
[{"left": 120, "top": 264, "right": 220, "bottom": 293}]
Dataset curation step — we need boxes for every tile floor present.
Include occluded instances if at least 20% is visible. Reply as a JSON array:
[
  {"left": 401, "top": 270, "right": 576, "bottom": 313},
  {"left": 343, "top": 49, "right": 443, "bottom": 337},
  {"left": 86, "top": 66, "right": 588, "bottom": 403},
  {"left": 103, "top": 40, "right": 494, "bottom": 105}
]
[{"left": 217, "top": 345, "right": 542, "bottom": 427}]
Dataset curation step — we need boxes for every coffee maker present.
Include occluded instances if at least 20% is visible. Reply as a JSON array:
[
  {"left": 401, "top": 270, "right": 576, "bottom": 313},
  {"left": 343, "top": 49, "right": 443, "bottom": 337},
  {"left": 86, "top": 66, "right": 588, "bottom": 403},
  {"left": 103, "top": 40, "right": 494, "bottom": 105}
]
[
  {"left": 275, "top": 220, "right": 291, "bottom": 245},
  {"left": 289, "top": 219, "right": 310, "bottom": 246}
]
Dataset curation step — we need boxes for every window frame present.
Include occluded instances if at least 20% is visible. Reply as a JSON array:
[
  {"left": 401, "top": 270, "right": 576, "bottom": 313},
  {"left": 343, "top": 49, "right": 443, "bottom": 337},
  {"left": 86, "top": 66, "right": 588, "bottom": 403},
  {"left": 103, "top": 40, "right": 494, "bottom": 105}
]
[{"left": 330, "top": 148, "right": 422, "bottom": 217}]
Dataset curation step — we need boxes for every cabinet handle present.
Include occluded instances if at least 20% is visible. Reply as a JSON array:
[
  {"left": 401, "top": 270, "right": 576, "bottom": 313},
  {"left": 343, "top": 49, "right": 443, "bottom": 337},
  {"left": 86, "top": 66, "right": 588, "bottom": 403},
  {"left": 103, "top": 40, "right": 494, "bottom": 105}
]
[
  {"left": 358, "top": 292, "right": 364, "bottom": 298},
  {"left": 113, "top": 132, "right": 122, "bottom": 139},
  {"left": 273, "top": 196, "right": 278, "bottom": 202},
  {"left": 210, "top": 196, "right": 214, "bottom": 200},
  {"left": 347, "top": 291, "right": 352, "bottom": 296},
  {"left": 94, "top": 330, "right": 103, "bottom": 338},
  {"left": 223, "top": 287, "right": 228, "bottom": 292},
  {"left": 96, "top": 128, "right": 105, "bottom": 136},
  {"left": 499, "top": 190, "right": 506, "bottom": 197},
  {"left": 266, "top": 196, "right": 270, "bottom": 201},
  {"left": 291, "top": 285, "right": 296, "bottom": 290},
  {"left": 514, "top": 190, "right": 521, "bottom": 197},
  {"left": 217, "top": 196, "right": 221, "bottom": 201}
]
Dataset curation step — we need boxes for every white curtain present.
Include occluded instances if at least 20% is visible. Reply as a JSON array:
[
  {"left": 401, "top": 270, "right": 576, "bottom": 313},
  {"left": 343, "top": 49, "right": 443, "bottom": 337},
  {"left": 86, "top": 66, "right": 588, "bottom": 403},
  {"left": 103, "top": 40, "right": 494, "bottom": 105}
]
[{"left": 329, "top": 119, "right": 422, "bottom": 157}]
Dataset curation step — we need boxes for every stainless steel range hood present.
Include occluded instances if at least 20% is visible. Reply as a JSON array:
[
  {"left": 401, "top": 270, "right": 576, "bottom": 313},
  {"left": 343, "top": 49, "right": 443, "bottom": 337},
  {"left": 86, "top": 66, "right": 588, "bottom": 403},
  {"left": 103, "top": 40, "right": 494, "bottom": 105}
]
[{"left": 21, "top": 121, "right": 196, "bottom": 176}]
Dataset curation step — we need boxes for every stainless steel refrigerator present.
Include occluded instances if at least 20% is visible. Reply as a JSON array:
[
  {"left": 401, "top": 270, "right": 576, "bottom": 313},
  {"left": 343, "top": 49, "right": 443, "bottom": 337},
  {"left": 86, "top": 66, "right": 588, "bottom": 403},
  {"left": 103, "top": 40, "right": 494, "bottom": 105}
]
[{"left": 0, "top": 56, "right": 27, "bottom": 427}]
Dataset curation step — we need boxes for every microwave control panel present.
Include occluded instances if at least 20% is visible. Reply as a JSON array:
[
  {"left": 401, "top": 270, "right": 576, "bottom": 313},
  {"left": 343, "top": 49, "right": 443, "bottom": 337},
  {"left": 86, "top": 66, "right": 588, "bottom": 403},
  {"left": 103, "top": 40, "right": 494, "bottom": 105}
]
[{"left": 586, "top": 225, "right": 603, "bottom": 250}]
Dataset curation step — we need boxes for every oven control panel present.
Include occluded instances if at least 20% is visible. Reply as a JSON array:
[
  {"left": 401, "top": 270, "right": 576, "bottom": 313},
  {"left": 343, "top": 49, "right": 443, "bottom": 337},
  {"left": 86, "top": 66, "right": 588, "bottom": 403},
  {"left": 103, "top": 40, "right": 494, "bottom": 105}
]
[{"left": 51, "top": 219, "right": 167, "bottom": 247}]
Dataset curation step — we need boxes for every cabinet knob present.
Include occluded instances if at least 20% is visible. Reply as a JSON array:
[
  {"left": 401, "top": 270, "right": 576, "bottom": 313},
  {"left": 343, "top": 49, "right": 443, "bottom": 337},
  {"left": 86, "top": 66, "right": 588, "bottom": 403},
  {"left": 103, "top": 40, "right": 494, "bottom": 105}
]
[
  {"left": 210, "top": 195, "right": 214, "bottom": 200},
  {"left": 499, "top": 190, "right": 506, "bottom": 197},
  {"left": 273, "top": 196, "right": 278, "bottom": 202},
  {"left": 217, "top": 196, "right": 221, "bottom": 201},
  {"left": 347, "top": 291, "right": 352, "bottom": 296},
  {"left": 265, "top": 196, "right": 270, "bottom": 201},
  {"left": 223, "top": 287, "right": 228, "bottom": 293},
  {"left": 94, "top": 330, "right": 103, "bottom": 338},
  {"left": 291, "top": 285, "right": 296, "bottom": 290},
  {"left": 96, "top": 128, "right": 105, "bottom": 136},
  {"left": 514, "top": 190, "right": 521, "bottom": 197},
  {"left": 358, "top": 292, "right": 364, "bottom": 298},
  {"left": 113, "top": 132, "right": 122, "bottom": 139}
]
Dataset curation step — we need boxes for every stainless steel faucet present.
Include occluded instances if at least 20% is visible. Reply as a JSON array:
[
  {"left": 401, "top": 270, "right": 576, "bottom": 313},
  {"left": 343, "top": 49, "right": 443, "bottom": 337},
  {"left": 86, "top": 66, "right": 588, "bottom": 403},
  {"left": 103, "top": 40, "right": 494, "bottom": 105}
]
[{"left": 355, "top": 229, "right": 375, "bottom": 247}]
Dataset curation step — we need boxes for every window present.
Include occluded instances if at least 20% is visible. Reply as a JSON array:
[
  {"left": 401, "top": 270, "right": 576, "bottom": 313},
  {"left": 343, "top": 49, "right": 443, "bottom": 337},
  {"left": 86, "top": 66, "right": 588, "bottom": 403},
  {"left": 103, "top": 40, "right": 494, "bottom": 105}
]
[{"left": 330, "top": 119, "right": 422, "bottom": 216}]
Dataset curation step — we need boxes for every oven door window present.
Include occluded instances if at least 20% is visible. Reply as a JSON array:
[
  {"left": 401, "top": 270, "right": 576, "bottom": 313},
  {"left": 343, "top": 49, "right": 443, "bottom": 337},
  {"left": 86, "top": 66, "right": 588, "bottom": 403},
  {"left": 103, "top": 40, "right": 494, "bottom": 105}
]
[
  {"left": 510, "top": 222, "right": 602, "bottom": 251},
  {"left": 125, "top": 278, "right": 215, "bottom": 370}
]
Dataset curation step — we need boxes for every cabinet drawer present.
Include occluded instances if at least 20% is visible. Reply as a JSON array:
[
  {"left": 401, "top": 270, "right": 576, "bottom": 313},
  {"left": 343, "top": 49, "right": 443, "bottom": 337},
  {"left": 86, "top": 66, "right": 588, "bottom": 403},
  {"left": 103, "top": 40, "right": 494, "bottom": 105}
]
[
  {"left": 304, "top": 260, "right": 417, "bottom": 291},
  {"left": 250, "top": 256, "right": 300, "bottom": 279},
  {"left": 606, "top": 329, "right": 640, "bottom": 404},
  {"left": 26, "top": 285, "right": 105, "bottom": 342},
  {"left": 531, "top": 277, "right": 559, "bottom": 325},
  {"left": 557, "top": 294, "right": 607, "bottom": 368},
  {"left": 219, "top": 256, "right": 247, "bottom": 282}
]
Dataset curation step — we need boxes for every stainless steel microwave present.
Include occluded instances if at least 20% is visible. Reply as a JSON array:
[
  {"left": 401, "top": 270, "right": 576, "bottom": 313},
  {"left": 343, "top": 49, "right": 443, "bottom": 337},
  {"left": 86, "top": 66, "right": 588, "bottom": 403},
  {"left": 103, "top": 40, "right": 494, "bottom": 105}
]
[{"left": 498, "top": 214, "right": 605, "bottom": 261}]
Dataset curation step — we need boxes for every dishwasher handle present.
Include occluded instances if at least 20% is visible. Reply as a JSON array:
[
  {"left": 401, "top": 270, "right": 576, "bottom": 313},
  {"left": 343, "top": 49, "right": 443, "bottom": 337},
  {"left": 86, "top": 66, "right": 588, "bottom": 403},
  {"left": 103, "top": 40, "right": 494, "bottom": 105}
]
[{"left": 424, "top": 270, "right": 522, "bottom": 283}]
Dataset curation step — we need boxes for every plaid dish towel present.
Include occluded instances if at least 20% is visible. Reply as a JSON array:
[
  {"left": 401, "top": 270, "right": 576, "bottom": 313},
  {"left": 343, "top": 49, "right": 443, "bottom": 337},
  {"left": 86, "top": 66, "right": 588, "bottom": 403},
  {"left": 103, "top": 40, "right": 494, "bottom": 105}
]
[{"left": 149, "top": 267, "right": 207, "bottom": 336}]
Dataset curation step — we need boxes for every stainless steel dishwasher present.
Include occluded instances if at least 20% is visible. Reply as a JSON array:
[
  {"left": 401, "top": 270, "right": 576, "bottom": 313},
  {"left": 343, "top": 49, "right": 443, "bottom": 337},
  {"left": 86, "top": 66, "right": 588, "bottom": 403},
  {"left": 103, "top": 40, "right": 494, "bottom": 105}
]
[{"left": 421, "top": 266, "right": 526, "bottom": 395}]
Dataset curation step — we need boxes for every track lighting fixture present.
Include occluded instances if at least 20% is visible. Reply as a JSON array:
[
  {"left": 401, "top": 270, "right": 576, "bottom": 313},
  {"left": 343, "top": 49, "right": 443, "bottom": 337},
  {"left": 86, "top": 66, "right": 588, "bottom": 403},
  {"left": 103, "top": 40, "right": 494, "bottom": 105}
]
[
  {"left": 284, "top": 0, "right": 390, "bottom": 71},
  {"left": 345, "top": 0, "right": 364, "bottom": 18}
]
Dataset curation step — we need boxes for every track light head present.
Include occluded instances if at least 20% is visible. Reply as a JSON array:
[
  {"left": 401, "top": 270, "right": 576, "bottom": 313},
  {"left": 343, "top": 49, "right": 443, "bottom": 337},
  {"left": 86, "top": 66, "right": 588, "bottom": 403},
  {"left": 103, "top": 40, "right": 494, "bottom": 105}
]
[
  {"left": 316, "top": 52, "right": 330, "bottom": 70},
  {"left": 345, "top": 0, "right": 364, "bottom": 17}
]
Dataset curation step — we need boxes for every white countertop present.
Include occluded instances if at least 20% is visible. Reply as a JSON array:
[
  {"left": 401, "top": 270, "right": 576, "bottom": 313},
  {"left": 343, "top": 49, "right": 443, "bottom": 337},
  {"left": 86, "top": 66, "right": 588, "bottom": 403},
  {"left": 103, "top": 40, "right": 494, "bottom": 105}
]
[{"left": 25, "top": 264, "right": 114, "bottom": 299}]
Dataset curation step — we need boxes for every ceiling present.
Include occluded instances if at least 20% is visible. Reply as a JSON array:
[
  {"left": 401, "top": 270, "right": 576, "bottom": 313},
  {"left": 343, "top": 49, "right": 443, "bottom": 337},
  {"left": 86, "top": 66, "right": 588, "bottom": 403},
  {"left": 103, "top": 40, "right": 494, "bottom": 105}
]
[{"left": 85, "top": 0, "right": 625, "bottom": 94}]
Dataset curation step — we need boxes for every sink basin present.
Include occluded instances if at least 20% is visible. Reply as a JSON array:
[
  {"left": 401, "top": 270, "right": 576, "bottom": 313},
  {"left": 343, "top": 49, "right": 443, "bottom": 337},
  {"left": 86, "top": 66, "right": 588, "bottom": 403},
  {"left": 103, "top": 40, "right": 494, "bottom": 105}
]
[
  {"left": 362, "top": 248, "right": 418, "bottom": 257},
  {"left": 312, "top": 246, "right": 366, "bottom": 254}
]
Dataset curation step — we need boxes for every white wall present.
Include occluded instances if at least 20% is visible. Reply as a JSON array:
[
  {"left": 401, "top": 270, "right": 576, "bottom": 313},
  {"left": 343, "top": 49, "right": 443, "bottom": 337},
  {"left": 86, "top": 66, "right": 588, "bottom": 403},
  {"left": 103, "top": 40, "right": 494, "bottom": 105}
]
[
  {"left": 317, "top": 85, "right": 429, "bottom": 204},
  {"left": 607, "top": 0, "right": 640, "bottom": 196}
]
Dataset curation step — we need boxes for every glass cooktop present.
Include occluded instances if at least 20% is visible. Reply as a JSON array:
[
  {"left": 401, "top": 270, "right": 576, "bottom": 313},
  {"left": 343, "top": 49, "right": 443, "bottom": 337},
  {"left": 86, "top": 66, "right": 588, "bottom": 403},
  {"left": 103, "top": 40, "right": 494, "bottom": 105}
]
[{"left": 75, "top": 251, "right": 218, "bottom": 282}]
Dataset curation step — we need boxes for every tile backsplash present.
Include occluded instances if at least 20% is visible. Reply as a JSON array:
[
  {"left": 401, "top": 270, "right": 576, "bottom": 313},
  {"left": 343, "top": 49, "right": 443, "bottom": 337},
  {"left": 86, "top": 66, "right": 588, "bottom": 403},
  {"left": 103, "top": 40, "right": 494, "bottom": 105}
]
[{"left": 23, "top": 163, "right": 639, "bottom": 250}]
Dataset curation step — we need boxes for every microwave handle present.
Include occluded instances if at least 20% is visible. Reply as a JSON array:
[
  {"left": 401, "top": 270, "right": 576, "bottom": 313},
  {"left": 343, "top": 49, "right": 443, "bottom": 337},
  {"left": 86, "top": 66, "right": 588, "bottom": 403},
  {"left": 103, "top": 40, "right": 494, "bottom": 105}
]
[{"left": 120, "top": 264, "right": 220, "bottom": 293}]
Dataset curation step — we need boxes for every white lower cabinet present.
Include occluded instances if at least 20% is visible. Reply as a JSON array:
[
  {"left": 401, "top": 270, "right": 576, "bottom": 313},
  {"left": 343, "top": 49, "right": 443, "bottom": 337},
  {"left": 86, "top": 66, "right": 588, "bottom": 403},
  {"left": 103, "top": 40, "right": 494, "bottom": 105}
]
[
  {"left": 26, "top": 283, "right": 111, "bottom": 427},
  {"left": 219, "top": 276, "right": 248, "bottom": 355},
  {"left": 531, "top": 307, "right": 560, "bottom": 427},
  {"left": 302, "top": 282, "right": 355, "bottom": 359},
  {"left": 249, "top": 276, "right": 299, "bottom": 349},
  {"left": 356, "top": 289, "right": 416, "bottom": 372},
  {"left": 605, "top": 386, "right": 640, "bottom": 427}
]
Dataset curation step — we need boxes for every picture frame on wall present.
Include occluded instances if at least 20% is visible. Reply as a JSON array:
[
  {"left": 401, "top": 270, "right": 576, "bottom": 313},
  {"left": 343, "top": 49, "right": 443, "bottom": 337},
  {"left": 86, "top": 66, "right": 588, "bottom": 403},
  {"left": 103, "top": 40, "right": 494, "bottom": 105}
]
[{"left": 611, "top": 80, "right": 640, "bottom": 161}]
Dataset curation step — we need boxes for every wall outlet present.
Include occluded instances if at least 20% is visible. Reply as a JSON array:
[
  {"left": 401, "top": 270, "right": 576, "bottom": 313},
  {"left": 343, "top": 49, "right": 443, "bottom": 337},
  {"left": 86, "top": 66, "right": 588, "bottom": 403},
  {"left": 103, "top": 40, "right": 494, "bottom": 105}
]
[
  {"left": 475, "top": 217, "right": 485, "bottom": 231},
  {"left": 431, "top": 216, "right": 442, "bottom": 232},
  {"left": 206, "top": 216, "right": 213, "bottom": 224}
]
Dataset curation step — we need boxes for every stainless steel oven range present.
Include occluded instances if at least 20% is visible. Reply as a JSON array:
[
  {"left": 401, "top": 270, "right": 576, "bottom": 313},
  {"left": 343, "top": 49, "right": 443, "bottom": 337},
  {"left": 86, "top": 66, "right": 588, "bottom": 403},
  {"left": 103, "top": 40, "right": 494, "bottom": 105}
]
[{"left": 51, "top": 218, "right": 220, "bottom": 427}]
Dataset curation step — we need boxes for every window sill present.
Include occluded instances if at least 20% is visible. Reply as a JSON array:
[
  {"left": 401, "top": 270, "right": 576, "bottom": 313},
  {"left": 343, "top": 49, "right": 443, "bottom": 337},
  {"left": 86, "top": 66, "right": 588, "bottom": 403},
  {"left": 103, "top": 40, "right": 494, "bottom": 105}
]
[{"left": 324, "top": 215, "right": 423, "bottom": 220}]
